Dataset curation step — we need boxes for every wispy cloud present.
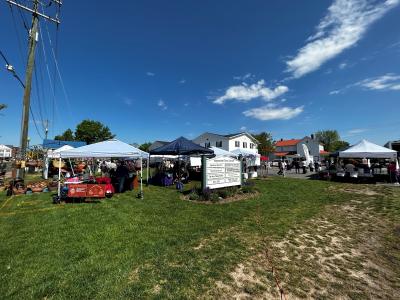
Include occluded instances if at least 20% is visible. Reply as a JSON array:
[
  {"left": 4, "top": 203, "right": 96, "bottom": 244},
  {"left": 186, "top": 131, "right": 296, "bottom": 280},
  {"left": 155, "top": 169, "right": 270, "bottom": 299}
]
[
  {"left": 338, "top": 62, "right": 348, "bottom": 70},
  {"left": 214, "top": 80, "right": 289, "bottom": 104},
  {"left": 146, "top": 72, "right": 155, "bottom": 76},
  {"left": 286, "top": 0, "right": 399, "bottom": 78},
  {"left": 123, "top": 97, "right": 133, "bottom": 106},
  {"left": 157, "top": 99, "right": 167, "bottom": 110},
  {"left": 243, "top": 105, "right": 304, "bottom": 121},
  {"left": 329, "top": 90, "right": 341, "bottom": 95},
  {"left": 348, "top": 128, "right": 367, "bottom": 134},
  {"left": 357, "top": 73, "right": 400, "bottom": 91},
  {"left": 179, "top": 79, "right": 186, "bottom": 84},
  {"left": 233, "top": 73, "right": 254, "bottom": 81},
  {"left": 240, "top": 126, "right": 247, "bottom": 131}
]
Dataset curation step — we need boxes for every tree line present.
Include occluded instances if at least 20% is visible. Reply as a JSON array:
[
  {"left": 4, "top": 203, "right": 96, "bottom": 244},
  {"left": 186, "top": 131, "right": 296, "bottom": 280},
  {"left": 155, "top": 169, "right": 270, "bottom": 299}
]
[{"left": 54, "top": 120, "right": 350, "bottom": 154}]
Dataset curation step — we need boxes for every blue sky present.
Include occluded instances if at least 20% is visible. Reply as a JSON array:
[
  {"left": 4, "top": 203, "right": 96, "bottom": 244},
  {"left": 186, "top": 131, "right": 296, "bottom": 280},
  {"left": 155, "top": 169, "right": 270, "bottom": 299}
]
[{"left": 1, "top": 0, "right": 399, "bottom": 146}]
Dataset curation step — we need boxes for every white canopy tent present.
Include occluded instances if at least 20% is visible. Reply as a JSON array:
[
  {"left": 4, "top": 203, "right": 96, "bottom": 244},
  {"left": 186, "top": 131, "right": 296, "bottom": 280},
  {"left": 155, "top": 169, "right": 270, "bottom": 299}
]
[
  {"left": 231, "top": 148, "right": 261, "bottom": 167},
  {"left": 57, "top": 139, "right": 149, "bottom": 198},
  {"left": 339, "top": 139, "right": 397, "bottom": 159},
  {"left": 210, "top": 146, "right": 237, "bottom": 157},
  {"left": 47, "top": 145, "right": 74, "bottom": 158}
]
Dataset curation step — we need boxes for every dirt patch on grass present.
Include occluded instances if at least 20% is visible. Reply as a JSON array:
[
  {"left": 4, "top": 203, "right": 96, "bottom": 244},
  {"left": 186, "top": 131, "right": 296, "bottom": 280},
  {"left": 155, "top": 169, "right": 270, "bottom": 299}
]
[{"left": 210, "top": 186, "right": 400, "bottom": 299}]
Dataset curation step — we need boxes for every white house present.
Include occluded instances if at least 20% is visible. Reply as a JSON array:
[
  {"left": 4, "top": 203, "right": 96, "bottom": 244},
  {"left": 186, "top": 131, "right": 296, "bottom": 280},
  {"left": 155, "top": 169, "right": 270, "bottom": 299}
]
[
  {"left": 274, "top": 136, "right": 327, "bottom": 162},
  {"left": 0, "top": 145, "right": 12, "bottom": 159},
  {"left": 192, "top": 132, "right": 259, "bottom": 154}
]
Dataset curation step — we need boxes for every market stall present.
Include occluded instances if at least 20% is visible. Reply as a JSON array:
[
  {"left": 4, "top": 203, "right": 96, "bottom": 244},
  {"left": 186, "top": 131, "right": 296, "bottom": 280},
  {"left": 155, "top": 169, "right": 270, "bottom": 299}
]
[
  {"left": 336, "top": 139, "right": 398, "bottom": 181},
  {"left": 57, "top": 139, "right": 149, "bottom": 200},
  {"left": 231, "top": 148, "right": 261, "bottom": 178},
  {"left": 149, "top": 136, "right": 213, "bottom": 188}
]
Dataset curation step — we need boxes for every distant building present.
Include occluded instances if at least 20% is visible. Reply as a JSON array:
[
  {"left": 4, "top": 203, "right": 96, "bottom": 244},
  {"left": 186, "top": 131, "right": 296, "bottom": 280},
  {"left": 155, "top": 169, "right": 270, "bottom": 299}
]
[
  {"left": 273, "top": 135, "right": 326, "bottom": 161},
  {"left": 384, "top": 140, "right": 400, "bottom": 156},
  {"left": 192, "top": 132, "right": 259, "bottom": 154},
  {"left": 148, "top": 141, "right": 170, "bottom": 152},
  {"left": 0, "top": 144, "right": 12, "bottom": 159}
]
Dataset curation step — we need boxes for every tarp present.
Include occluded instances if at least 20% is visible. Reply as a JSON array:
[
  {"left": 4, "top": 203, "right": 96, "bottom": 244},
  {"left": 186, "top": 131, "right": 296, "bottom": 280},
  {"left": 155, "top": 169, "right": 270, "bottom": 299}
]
[
  {"left": 149, "top": 136, "right": 213, "bottom": 155},
  {"left": 339, "top": 139, "right": 397, "bottom": 159},
  {"left": 210, "top": 146, "right": 237, "bottom": 157},
  {"left": 59, "top": 139, "right": 149, "bottom": 158},
  {"left": 47, "top": 145, "right": 74, "bottom": 158},
  {"left": 231, "top": 148, "right": 260, "bottom": 158},
  {"left": 43, "top": 139, "right": 86, "bottom": 149}
]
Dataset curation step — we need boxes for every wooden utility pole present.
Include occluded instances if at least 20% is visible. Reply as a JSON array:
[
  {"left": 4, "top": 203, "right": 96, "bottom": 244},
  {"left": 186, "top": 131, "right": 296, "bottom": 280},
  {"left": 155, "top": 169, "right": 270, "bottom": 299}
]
[{"left": 7, "top": 0, "right": 61, "bottom": 178}]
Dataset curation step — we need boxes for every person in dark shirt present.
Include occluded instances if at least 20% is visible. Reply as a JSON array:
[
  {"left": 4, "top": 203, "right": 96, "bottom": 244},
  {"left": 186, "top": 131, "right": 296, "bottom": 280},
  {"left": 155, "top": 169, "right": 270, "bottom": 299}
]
[{"left": 115, "top": 161, "right": 129, "bottom": 193}]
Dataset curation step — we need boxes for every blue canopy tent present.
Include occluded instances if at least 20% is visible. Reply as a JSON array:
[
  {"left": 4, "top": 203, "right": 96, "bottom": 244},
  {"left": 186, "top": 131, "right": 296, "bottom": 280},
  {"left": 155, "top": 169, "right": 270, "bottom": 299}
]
[
  {"left": 149, "top": 137, "right": 213, "bottom": 188},
  {"left": 149, "top": 136, "right": 213, "bottom": 156}
]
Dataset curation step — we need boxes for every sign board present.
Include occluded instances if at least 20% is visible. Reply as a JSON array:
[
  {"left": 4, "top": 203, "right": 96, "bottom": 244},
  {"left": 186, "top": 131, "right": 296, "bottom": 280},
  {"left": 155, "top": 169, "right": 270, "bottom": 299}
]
[
  {"left": 68, "top": 184, "right": 106, "bottom": 198},
  {"left": 203, "top": 156, "right": 242, "bottom": 189}
]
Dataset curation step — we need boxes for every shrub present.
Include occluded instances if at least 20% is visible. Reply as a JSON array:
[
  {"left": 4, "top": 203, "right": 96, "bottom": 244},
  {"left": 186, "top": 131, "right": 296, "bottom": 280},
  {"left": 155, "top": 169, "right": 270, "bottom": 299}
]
[
  {"left": 218, "top": 189, "right": 229, "bottom": 199},
  {"left": 188, "top": 192, "right": 200, "bottom": 201},
  {"left": 241, "top": 185, "right": 258, "bottom": 194}
]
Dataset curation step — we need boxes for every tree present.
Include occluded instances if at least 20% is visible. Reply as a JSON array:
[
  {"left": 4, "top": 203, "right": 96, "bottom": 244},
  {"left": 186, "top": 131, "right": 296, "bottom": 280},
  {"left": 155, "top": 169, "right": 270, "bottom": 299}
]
[
  {"left": 0, "top": 104, "right": 7, "bottom": 111},
  {"left": 253, "top": 132, "right": 275, "bottom": 156},
  {"left": 74, "top": 119, "right": 115, "bottom": 144},
  {"left": 331, "top": 140, "right": 350, "bottom": 152},
  {"left": 55, "top": 128, "right": 74, "bottom": 141},
  {"left": 315, "top": 130, "right": 349, "bottom": 152},
  {"left": 139, "top": 142, "right": 152, "bottom": 152}
]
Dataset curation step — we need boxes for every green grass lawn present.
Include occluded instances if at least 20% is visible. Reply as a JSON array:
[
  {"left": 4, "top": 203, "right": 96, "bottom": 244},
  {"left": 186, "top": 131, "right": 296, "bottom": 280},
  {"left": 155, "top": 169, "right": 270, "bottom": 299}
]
[{"left": 0, "top": 178, "right": 398, "bottom": 299}]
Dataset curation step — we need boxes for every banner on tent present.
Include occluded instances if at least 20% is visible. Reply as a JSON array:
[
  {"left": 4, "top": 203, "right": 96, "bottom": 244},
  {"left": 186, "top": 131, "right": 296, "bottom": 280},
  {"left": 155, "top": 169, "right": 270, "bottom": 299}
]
[{"left": 203, "top": 156, "right": 242, "bottom": 189}]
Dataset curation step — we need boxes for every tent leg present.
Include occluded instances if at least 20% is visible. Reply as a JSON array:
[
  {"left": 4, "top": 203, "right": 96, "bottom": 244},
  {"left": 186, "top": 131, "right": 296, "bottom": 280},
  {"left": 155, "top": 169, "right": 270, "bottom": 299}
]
[
  {"left": 146, "top": 155, "right": 149, "bottom": 185},
  {"left": 69, "top": 158, "right": 75, "bottom": 177},
  {"left": 57, "top": 157, "right": 61, "bottom": 198},
  {"left": 140, "top": 157, "right": 143, "bottom": 199}
]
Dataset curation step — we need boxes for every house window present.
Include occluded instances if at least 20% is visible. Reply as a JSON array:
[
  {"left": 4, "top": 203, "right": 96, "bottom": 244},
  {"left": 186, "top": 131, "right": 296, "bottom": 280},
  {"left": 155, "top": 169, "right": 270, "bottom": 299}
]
[
  {"left": 216, "top": 141, "right": 222, "bottom": 147},
  {"left": 235, "top": 141, "right": 240, "bottom": 147},
  {"left": 205, "top": 142, "right": 210, "bottom": 147},
  {"left": 250, "top": 143, "right": 254, "bottom": 149},
  {"left": 243, "top": 142, "right": 247, "bottom": 148}
]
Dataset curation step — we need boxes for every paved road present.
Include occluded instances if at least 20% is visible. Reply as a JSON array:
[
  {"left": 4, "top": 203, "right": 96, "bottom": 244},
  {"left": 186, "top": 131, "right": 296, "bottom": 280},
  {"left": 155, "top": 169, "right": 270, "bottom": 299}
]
[{"left": 257, "top": 166, "right": 321, "bottom": 180}]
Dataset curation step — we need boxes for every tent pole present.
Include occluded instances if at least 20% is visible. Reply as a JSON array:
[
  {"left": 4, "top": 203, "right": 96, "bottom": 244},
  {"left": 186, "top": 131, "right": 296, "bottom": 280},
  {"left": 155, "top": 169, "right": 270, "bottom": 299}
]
[
  {"left": 57, "top": 157, "right": 61, "bottom": 197},
  {"left": 146, "top": 155, "right": 149, "bottom": 184},
  {"left": 140, "top": 157, "right": 143, "bottom": 198},
  {"left": 69, "top": 158, "right": 75, "bottom": 177}
]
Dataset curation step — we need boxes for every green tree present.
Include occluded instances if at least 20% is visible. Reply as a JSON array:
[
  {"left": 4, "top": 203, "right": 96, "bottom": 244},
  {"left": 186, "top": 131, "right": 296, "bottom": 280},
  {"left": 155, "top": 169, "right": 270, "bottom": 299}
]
[
  {"left": 253, "top": 132, "right": 275, "bottom": 156},
  {"left": 139, "top": 142, "right": 152, "bottom": 152},
  {"left": 55, "top": 128, "right": 75, "bottom": 141},
  {"left": 315, "top": 130, "right": 349, "bottom": 152},
  {"left": 331, "top": 140, "right": 350, "bottom": 152},
  {"left": 0, "top": 104, "right": 7, "bottom": 111},
  {"left": 74, "top": 119, "right": 115, "bottom": 144}
]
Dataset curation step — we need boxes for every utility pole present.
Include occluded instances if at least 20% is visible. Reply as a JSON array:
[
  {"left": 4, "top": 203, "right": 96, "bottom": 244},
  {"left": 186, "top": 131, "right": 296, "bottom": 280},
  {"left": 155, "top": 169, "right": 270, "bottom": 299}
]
[
  {"left": 45, "top": 119, "right": 49, "bottom": 139},
  {"left": 7, "top": 0, "right": 61, "bottom": 178}
]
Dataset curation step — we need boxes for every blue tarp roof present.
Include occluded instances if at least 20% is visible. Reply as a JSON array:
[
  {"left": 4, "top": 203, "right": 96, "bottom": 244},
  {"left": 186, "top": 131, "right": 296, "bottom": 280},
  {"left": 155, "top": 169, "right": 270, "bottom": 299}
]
[
  {"left": 42, "top": 139, "right": 86, "bottom": 149},
  {"left": 149, "top": 136, "right": 213, "bottom": 155}
]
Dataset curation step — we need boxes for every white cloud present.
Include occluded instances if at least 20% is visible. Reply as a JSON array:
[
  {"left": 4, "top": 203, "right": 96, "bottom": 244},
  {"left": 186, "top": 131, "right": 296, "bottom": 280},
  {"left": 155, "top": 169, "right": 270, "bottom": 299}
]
[
  {"left": 286, "top": 0, "right": 399, "bottom": 78},
  {"left": 179, "top": 79, "right": 186, "bottom": 84},
  {"left": 214, "top": 80, "right": 289, "bottom": 104},
  {"left": 357, "top": 73, "right": 400, "bottom": 90},
  {"left": 243, "top": 105, "right": 304, "bottom": 121},
  {"left": 240, "top": 126, "right": 247, "bottom": 131},
  {"left": 329, "top": 90, "right": 341, "bottom": 95},
  {"left": 348, "top": 128, "right": 367, "bottom": 134},
  {"left": 123, "top": 97, "right": 133, "bottom": 106},
  {"left": 233, "top": 73, "right": 254, "bottom": 80},
  {"left": 157, "top": 99, "right": 167, "bottom": 110},
  {"left": 146, "top": 72, "right": 155, "bottom": 76},
  {"left": 339, "top": 62, "right": 348, "bottom": 69}
]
